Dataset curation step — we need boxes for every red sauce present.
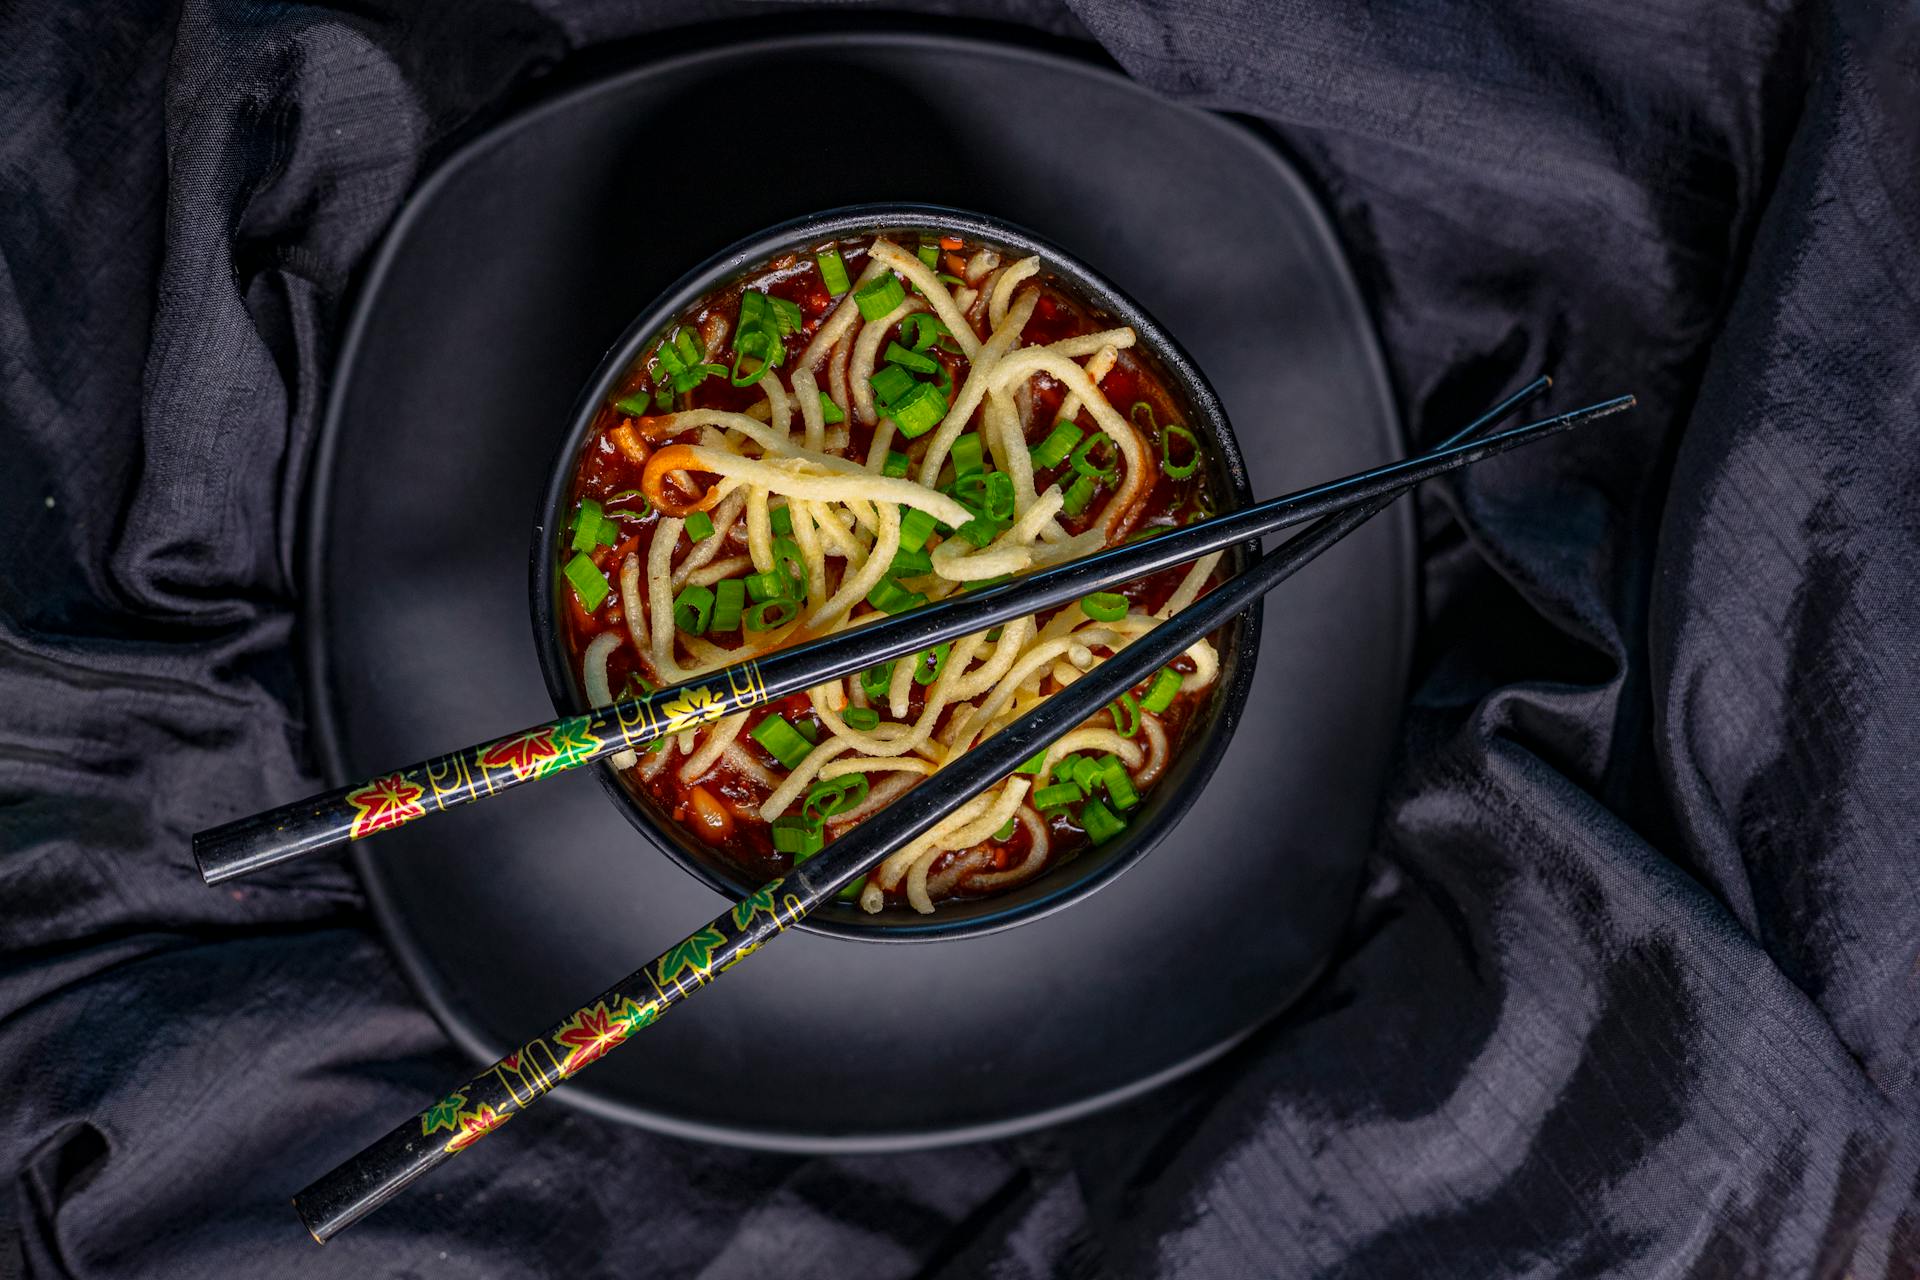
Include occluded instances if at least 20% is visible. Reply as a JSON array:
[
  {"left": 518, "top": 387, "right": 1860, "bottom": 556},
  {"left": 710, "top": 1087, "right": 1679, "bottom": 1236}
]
[{"left": 558, "top": 234, "right": 1229, "bottom": 910}]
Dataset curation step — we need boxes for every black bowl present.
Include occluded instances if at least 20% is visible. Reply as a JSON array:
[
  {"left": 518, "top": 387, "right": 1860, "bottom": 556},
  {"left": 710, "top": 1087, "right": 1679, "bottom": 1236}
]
[{"left": 530, "top": 202, "right": 1260, "bottom": 940}]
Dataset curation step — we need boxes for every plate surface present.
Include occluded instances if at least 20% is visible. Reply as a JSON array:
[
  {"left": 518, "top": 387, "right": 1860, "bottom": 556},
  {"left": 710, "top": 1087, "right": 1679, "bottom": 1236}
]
[{"left": 308, "top": 25, "right": 1409, "bottom": 1151}]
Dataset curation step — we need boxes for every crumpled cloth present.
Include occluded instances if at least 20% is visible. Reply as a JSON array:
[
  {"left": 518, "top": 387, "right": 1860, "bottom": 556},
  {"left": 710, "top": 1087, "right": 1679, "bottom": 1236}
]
[{"left": 2, "top": 0, "right": 1916, "bottom": 1275}]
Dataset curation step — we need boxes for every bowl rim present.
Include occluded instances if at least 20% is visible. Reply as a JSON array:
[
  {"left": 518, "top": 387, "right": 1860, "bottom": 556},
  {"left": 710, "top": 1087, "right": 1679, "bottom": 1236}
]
[{"left": 529, "top": 201, "right": 1262, "bottom": 942}]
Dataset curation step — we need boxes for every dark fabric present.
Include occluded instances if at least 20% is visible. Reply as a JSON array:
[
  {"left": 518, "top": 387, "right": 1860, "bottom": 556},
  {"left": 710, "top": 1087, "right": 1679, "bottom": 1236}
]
[{"left": 3, "top": 0, "right": 1916, "bottom": 1274}]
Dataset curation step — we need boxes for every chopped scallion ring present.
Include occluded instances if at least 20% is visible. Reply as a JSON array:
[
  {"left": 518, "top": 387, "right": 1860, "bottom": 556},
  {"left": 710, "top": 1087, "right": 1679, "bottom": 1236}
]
[
  {"left": 949, "top": 433, "right": 985, "bottom": 476},
  {"left": 913, "top": 641, "right": 953, "bottom": 686},
  {"left": 883, "top": 341, "right": 939, "bottom": 376},
  {"left": 818, "top": 391, "right": 846, "bottom": 425},
  {"left": 1033, "top": 782, "right": 1080, "bottom": 811},
  {"left": 1160, "top": 423, "right": 1201, "bottom": 479},
  {"left": 771, "top": 815, "right": 824, "bottom": 857},
  {"left": 842, "top": 706, "right": 880, "bottom": 731},
  {"left": 866, "top": 577, "right": 927, "bottom": 614},
  {"left": 710, "top": 578, "right": 745, "bottom": 632},
  {"left": 803, "top": 773, "right": 870, "bottom": 823},
  {"left": 1108, "top": 691, "right": 1140, "bottom": 737},
  {"left": 1081, "top": 798, "right": 1126, "bottom": 845},
  {"left": 1079, "top": 591, "right": 1129, "bottom": 623},
  {"left": 816, "top": 248, "right": 851, "bottom": 295},
  {"left": 752, "top": 714, "right": 815, "bottom": 770},
  {"left": 1062, "top": 474, "right": 1097, "bottom": 516},
  {"left": 672, "top": 584, "right": 715, "bottom": 635},
  {"left": 743, "top": 597, "right": 800, "bottom": 631},
  {"left": 684, "top": 511, "right": 715, "bottom": 542},
  {"left": 855, "top": 273, "right": 906, "bottom": 321},
  {"left": 1140, "top": 667, "right": 1183, "bottom": 713},
  {"left": 1069, "top": 433, "right": 1119, "bottom": 482},
  {"left": 898, "top": 507, "right": 937, "bottom": 553},
  {"left": 1029, "top": 421, "right": 1083, "bottom": 470},
  {"left": 564, "top": 552, "right": 610, "bottom": 611},
  {"left": 858, "top": 661, "right": 894, "bottom": 702}
]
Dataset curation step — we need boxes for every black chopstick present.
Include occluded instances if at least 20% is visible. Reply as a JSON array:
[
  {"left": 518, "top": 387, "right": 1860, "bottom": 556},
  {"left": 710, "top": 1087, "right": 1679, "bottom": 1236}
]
[
  {"left": 197, "top": 390, "right": 1634, "bottom": 884},
  {"left": 291, "top": 378, "right": 1628, "bottom": 1242}
]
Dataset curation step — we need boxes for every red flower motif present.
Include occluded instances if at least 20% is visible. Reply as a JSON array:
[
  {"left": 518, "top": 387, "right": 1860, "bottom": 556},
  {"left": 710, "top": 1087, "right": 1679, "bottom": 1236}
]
[
  {"left": 345, "top": 773, "right": 427, "bottom": 840},
  {"left": 445, "top": 1103, "right": 510, "bottom": 1152},
  {"left": 478, "top": 727, "right": 560, "bottom": 781},
  {"left": 554, "top": 1001, "right": 628, "bottom": 1076}
]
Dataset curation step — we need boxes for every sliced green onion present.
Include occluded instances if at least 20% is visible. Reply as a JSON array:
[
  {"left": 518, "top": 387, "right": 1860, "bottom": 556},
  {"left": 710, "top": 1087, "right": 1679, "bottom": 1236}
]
[
  {"left": 866, "top": 577, "right": 927, "bottom": 614},
  {"left": 795, "top": 718, "right": 819, "bottom": 745},
  {"left": 728, "top": 347, "right": 771, "bottom": 388},
  {"left": 884, "top": 341, "right": 939, "bottom": 376},
  {"left": 594, "top": 515, "right": 620, "bottom": 547},
  {"left": 1062, "top": 474, "right": 1097, "bottom": 516},
  {"left": 1140, "top": 667, "right": 1183, "bottom": 713},
  {"left": 1069, "top": 433, "right": 1119, "bottom": 481},
  {"left": 882, "top": 450, "right": 911, "bottom": 479},
  {"left": 1034, "top": 782, "right": 1081, "bottom": 811},
  {"left": 1080, "top": 591, "right": 1129, "bottom": 623},
  {"left": 1103, "top": 763, "right": 1140, "bottom": 812},
  {"left": 564, "top": 552, "right": 610, "bottom": 611},
  {"left": 836, "top": 875, "right": 867, "bottom": 902},
  {"left": 994, "top": 819, "right": 1017, "bottom": 841},
  {"left": 859, "top": 661, "right": 894, "bottom": 702},
  {"left": 803, "top": 773, "right": 870, "bottom": 822},
  {"left": 653, "top": 387, "right": 672, "bottom": 411},
  {"left": 711, "top": 578, "right": 745, "bottom": 632},
  {"left": 869, "top": 363, "right": 916, "bottom": 408},
  {"left": 1014, "top": 749, "right": 1048, "bottom": 775},
  {"left": 983, "top": 472, "right": 1014, "bottom": 520},
  {"left": 752, "top": 714, "right": 815, "bottom": 770},
  {"left": 842, "top": 706, "right": 880, "bottom": 731},
  {"left": 684, "top": 511, "right": 715, "bottom": 542},
  {"left": 770, "top": 536, "right": 808, "bottom": 591},
  {"left": 672, "top": 584, "right": 715, "bottom": 635},
  {"left": 960, "top": 514, "right": 1007, "bottom": 548},
  {"left": 949, "top": 472, "right": 988, "bottom": 510},
  {"left": 887, "top": 381, "right": 947, "bottom": 438},
  {"left": 937, "top": 273, "right": 964, "bottom": 288},
  {"left": 1080, "top": 798, "right": 1126, "bottom": 845},
  {"left": 1061, "top": 756, "right": 1103, "bottom": 796},
  {"left": 855, "top": 273, "right": 906, "bottom": 321},
  {"left": 571, "top": 498, "right": 606, "bottom": 552},
  {"left": 898, "top": 507, "right": 937, "bottom": 553},
  {"left": 1029, "top": 421, "right": 1084, "bottom": 470},
  {"left": 744, "top": 598, "right": 800, "bottom": 631},
  {"left": 614, "top": 392, "right": 651, "bottom": 416},
  {"left": 1108, "top": 691, "right": 1140, "bottom": 738},
  {"left": 916, "top": 243, "right": 940, "bottom": 270},
  {"left": 771, "top": 815, "right": 823, "bottom": 857},
  {"left": 816, "top": 248, "right": 851, "bottom": 295},
  {"left": 768, "top": 295, "right": 804, "bottom": 337},
  {"left": 913, "top": 641, "right": 953, "bottom": 686},
  {"left": 949, "top": 433, "right": 985, "bottom": 476},
  {"left": 770, "top": 503, "right": 794, "bottom": 537},
  {"left": 1161, "top": 423, "right": 1201, "bottom": 479},
  {"left": 890, "top": 546, "right": 933, "bottom": 578},
  {"left": 818, "top": 392, "right": 846, "bottom": 426},
  {"left": 900, "top": 313, "right": 948, "bottom": 351},
  {"left": 745, "top": 571, "right": 787, "bottom": 602}
]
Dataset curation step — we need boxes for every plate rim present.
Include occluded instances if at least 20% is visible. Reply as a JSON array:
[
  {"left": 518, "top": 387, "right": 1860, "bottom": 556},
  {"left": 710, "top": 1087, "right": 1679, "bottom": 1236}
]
[{"left": 302, "top": 18, "right": 1409, "bottom": 1153}]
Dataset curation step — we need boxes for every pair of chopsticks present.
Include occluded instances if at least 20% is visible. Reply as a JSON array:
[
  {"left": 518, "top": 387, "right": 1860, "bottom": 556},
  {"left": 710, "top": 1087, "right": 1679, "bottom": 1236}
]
[
  {"left": 194, "top": 381, "right": 1631, "bottom": 887},
  {"left": 217, "top": 377, "right": 1635, "bottom": 1241}
]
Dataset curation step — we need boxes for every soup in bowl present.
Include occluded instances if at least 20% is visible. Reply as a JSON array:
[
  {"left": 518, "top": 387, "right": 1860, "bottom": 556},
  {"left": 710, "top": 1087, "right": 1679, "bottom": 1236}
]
[{"left": 533, "top": 205, "right": 1258, "bottom": 939}]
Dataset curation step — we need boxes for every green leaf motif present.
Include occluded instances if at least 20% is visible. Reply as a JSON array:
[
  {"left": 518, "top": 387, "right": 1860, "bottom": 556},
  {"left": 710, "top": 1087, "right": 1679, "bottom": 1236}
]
[
  {"left": 731, "top": 882, "right": 782, "bottom": 931},
  {"left": 617, "top": 997, "right": 660, "bottom": 1035},
  {"left": 657, "top": 925, "right": 728, "bottom": 985},
  {"left": 421, "top": 1089, "right": 468, "bottom": 1136},
  {"left": 549, "top": 715, "right": 602, "bottom": 770}
]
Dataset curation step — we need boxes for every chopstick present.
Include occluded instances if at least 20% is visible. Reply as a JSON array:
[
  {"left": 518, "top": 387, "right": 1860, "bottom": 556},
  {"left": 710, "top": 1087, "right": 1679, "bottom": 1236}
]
[
  {"left": 197, "top": 389, "right": 1636, "bottom": 886},
  {"left": 290, "top": 380, "right": 1632, "bottom": 1242}
]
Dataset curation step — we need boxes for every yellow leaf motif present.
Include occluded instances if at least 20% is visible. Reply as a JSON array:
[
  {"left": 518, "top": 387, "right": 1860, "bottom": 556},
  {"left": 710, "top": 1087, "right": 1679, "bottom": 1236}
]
[{"left": 659, "top": 684, "right": 726, "bottom": 733}]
